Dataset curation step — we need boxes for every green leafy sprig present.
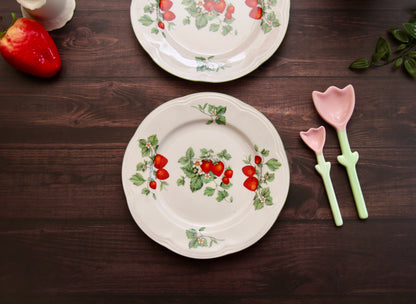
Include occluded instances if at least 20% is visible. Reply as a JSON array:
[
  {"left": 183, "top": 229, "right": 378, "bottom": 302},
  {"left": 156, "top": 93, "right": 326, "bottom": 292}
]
[{"left": 350, "top": 11, "right": 416, "bottom": 78}]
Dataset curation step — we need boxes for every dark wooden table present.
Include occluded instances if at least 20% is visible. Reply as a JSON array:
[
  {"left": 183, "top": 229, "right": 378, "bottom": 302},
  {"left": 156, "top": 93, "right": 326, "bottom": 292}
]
[{"left": 1, "top": 0, "right": 415, "bottom": 303}]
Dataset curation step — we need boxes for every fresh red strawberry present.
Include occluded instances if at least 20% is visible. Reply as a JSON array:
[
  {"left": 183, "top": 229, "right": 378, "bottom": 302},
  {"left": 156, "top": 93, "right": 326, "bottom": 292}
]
[
  {"left": 245, "top": 0, "right": 258, "bottom": 8},
  {"left": 222, "top": 177, "right": 230, "bottom": 185},
  {"left": 149, "top": 180, "right": 157, "bottom": 189},
  {"left": 0, "top": 14, "right": 61, "bottom": 78},
  {"left": 214, "top": 0, "right": 226, "bottom": 13},
  {"left": 163, "top": 11, "right": 176, "bottom": 21},
  {"left": 204, "top": 0, "right": 214, "bottom": 11},
  {"left": 159, "top": 0, "right": 173, "bottom": 11},
  {"left": 244, "top": 176, "right": 258, "bottom": 191},
  {"left": 211, "top": 161, "right": 225, "bottom": 177},
  {"left": 255, "top": 155, "right": 262, "bottom": 164},
  {"left": 242, "top": 165, "right": 256, "bottom": 177},
  {"left": 158, "top": 21, "right": 165, "bottom": 29},
  {"left": 200, "top": 160, "right": 212, "bottom": 173},
  {"left": 224, "top": 169, "right": 233, "bottom": 178},
  {"left": 249, "top": 7, "right": 263, "bottom": 19},
  {"left": 154, "top": 154, "right": 168, "bottom": 169},
  {"left": 227, "top": 5, "right": 235, "bottom": 14},
  {"left": 156, "top": 169, "right": 169, "bottom": 180}
]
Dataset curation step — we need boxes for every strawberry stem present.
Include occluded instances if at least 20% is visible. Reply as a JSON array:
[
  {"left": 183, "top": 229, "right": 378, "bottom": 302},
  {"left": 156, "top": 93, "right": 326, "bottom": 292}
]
[{"left": 0, "top": 13, "right": 18, "bottom": 39}]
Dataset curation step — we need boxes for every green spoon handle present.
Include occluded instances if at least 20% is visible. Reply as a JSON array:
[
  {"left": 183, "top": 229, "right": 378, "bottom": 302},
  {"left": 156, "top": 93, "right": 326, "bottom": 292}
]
[
  {"left": 315, "top": 153, "right": 343, "bottom": 226},
  {"left": 337, "top": 130, "right": 368, "bottom": 219}
]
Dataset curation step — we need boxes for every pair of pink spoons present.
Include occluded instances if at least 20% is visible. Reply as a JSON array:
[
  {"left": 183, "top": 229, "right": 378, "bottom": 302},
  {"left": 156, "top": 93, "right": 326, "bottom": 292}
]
[{"left": 300, "top": 84, "right": 368, "bottom": 227}]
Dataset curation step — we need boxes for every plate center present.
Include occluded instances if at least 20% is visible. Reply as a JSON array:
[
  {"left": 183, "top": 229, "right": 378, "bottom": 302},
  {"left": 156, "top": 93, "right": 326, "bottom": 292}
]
[{"left": 157, "top": 120, "right": 254, "bottom": 228}]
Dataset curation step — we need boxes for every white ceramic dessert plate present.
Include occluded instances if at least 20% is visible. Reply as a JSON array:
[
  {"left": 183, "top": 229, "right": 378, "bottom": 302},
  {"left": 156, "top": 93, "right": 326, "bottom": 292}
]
[
  {"left": 122, "top": 92, "right": 290, "bottom": 258},
  {"left": 130, "top": 0, "right": 290, "bottom": 82}
]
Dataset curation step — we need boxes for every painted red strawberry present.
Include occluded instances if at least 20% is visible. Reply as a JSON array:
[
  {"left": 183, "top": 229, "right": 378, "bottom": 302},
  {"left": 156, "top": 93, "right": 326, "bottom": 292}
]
[
  {"left": 244, "top": 176, "right": 258, "bottom": 191},
  {"left": 163, "top": 11, "right": 176, "bottom": 21},
  {"left": 159, "top": 0, "right": 173, "bottom": 11},
  {"left": 204, "top": 0, "right": 214, "bottom": 11},
  {"left": 158, "top": 21, "right": 165, "bottom": 29},
  {"left": 200, "top": 160, "right": 213, "bottom": 173},
  {"left": 225, "top": 12, "right": 232, "bottom": 20},
  {"left": 255, "top": 155, "right": 262, "bottom": 164},
  {"left": 149, "top": 180, "right": 157, "bottom": 189},
  {"left": 242, "top": 165, "right": 256, "bottom": 177},
  {"left": 0, "top": 14, "right": 61, "bottom": 78},
  {"left": 154, "top": 154, "right": 168, "bottom": 169},
  {"left": 214, "top": 0, "right": 226, "bottom": 13},
  {"left": 222, "top": 177, "right": 230, "bottom": 185},
  {"left": 249, "top": 7, "right": 263, "bottom": 19},
  {"left": 224, "top": 169, "right": 233, "bottom": 178},
  {"left": 211, "top": 161, "right": 225, "bottom": 177},
  {"left": 227, "top": 5, "right": 235, "bottom": 14},
  {"left": 245, "top": 0, "right": 258, "bottom": 8},
  {"left": 156, "top": 169, "right": 169, "bottom": 180}
]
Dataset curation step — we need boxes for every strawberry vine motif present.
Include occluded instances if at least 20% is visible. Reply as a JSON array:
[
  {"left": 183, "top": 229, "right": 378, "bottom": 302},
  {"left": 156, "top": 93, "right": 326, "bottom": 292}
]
[
  {"left": 245, "top": 0, "right": 280, "bottom": 34},
  {"left": 182, "top": 0, "right": 237, "bottom": 36},
  {"left": 130, "top": 134, "right": 169, "bottom": 199},
  {"left": 193, "top": 103, "right": 226, "bottom": 125},
  {"left": 242, "top": 145, "right": 281, "bottom": 210},
  {"left": 186, "top": 227, "right": 223, "bottom": 249},
  {"left": 177, "top": 147, "right": 234, "bottom": 202},
  {"left": 138, "top": 0, "right": 176, "bottom": 37},
  {"left": 195, "top": 56, "right": 226, "bottom": 72}
]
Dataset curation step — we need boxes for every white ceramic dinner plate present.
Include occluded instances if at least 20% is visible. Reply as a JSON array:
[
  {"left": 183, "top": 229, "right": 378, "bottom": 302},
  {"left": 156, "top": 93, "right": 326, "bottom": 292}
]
[
  {"left": 122, "top": 92, "right": 290, "bottom": 258},
  {"left": 130, "top": 0, "right": 290, "bottom": 82}
]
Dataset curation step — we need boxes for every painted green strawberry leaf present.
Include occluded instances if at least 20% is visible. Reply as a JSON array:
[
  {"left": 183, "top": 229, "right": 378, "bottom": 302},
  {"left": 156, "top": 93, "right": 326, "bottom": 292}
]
[
  {"left": 130, "top": 173, "right": 146, "bottom": 186},
  {"left": 190, "top": 175, "right": 204, "bottom": 192},
  {"left": 204, "top": 187, "right": 215, "bottom": 196},
  {"left": 265, "top": 158, "right": 281, "bottom": 171}
]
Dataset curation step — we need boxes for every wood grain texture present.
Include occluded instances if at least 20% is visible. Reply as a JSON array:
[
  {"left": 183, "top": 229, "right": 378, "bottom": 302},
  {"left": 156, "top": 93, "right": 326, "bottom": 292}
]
[{"left": 0, "top": 0, "right": 415, "bottom": 303}]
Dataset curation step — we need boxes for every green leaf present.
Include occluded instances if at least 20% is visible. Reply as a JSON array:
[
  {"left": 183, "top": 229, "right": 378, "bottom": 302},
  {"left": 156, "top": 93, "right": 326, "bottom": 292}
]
[
  {"left": 138, "top": 139, "right": 147, "bottom": 148},
  {"left": 210, "top": 23, "right": 220, "bottom": 32},
  {"left": 216, "top": 190, "right": 229, "bottom": 202},
  {"left": 189, "top": 238, "right": 198, "bottom": 248},
  {"left": 394, "top": 57, "right": 403, "bottom": 68},
  {"left": 408, "top": 51, "right": 416, "bottom": 58},
  {"left": 216, "top": 106, "right": 227, "bottom": 115},
  {"left": 151, "top": 27, "right": 159, "bottom": 35},
  {"left": 182, "top": 0, "right": 193, "bottom": 5},
  {"left": 261, "top": 187, "right": 271, "bottom": 197},
  {"left": 136, "top": 162, "right": 147, "bottom": 172},
  {"left": 404, "top": 58, "right": 416, "bottom": 78},
  {"left": 221, "top": 25, "right": 233, "bottom": 36},
  {"left": 130, "top": 173, "right": 145, "bottom": 186},
  {"left": 199, "top": 227, "right": 206, "bottom": 232},
  {"left": 186, "top": 147, "right": 195, "bottom": 160},
  {"left": 217, "top": 149, "right": 231, "bottom": 160},
  {"left": 195, "top": 14, "right": 208, "bottom": 29},
  {"left": 373, "top": 37, "right": 391, "bottom": 62},
  {"left": 390, "top": 28, "right": 409, "bottom": 43},
  {"left": 265, "top": 158, "right": 281, "bottom": 171},
  {"left": 186, "top": 228, "right": 197, "bottom": 239},
  {"left": 190, "top": 175, "right": 203, "bottom": 192},
  {"left": 181, "top": 165, "right": 196, "bottom": 178},
  {"left": 142, "top": 188, "right": 150, "bottom": 195},
  {"left": 261, "top": 148, "right": 270, "bottom": 157},
  {"left": 139, "top": 15, "right": 153, "bottom": 26},
  {"left": 253, "top": 198, "right": 264, "bottom": 210},
  {"left": 178, "top": 157, "right": 189, "bottom": 165},
  {"left": 265, "top": 196, "right": 273, "bottom": 206},
  {"left": 215, "top": 115, "right": 226, "bottom": 125},
  {"left": 220, "top": 182, "right": 232, "bottom": 190},
  {"left": 177, "top": 176, "right": 185, "bottom": 186},
  {"left": 147, "top": 135, "right": 158, "bottom": 146},
  {"left": 403, "top": 23, "right": 416, "bottom": 39},
  {"left": 349, "top": 58, "right": 370, "bottom": 69},
  {"left": 395, "top": 43, "right": 407, "bottom": 52},
  {"left": 204, "top": 187, "right": 215, "bottom": 196}
]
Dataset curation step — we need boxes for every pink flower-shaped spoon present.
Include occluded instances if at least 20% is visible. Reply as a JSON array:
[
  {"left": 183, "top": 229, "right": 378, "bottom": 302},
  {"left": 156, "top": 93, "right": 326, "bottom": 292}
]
[
  {"left": 312, "top": 84, "right": 368, "bottom": 219},
  {"left": 300, "top": 126, "right": 343, "bottom": 226}
]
